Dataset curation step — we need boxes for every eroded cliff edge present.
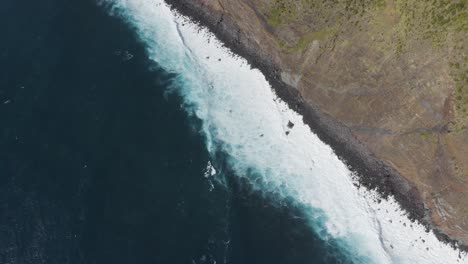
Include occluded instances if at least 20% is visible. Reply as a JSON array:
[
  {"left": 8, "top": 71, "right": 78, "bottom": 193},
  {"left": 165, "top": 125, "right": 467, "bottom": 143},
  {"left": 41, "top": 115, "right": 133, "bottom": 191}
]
[{"left": 165, "top": 0, "right": 468, "bottom": 247}]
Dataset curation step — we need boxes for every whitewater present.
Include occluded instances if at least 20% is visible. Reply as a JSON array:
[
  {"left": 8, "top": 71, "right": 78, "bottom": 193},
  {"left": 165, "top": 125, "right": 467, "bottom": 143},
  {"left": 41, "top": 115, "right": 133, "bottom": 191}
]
[{"left": 101, "top": 0, "right": 467, "bottom": 263}]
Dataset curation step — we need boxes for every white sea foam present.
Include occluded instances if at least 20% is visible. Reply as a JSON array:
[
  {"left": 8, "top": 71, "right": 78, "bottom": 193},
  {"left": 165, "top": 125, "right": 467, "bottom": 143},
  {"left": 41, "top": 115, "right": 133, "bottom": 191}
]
[
  {"left": 102, "top": 0, "right": 467, "bottom": 263},
  {"left": 204, "top": 161, "right": 216, "bottom": 178}
]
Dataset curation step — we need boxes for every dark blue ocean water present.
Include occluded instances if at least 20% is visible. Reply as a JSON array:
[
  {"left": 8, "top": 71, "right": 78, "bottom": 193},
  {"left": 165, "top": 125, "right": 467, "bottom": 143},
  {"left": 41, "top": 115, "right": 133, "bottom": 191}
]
[{"left": 0, "top": 0, "right": 350, "bottom": 263}]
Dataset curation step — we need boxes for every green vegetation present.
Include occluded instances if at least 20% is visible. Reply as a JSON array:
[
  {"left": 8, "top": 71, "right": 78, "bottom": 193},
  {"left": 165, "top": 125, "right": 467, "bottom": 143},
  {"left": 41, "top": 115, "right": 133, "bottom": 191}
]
[
  {"left": 263, "top": 0, "right": 467, "bottom": 126},
  {"left": 264, "top": 0, "right": 466, "bottom": 55},
  {"left": 420, "top": 131, "right": 432, "bottom": 138},
  {"left": 450, "top": 63, "right": 468, "bottom": 126},
  {"left": 264, "top": 0, "right": 390, "bottom": 52},
  {"left": 395, "top": 0, "right": 467, "bottom": 48},
  {"left": 266, "top": 0, "right": 297, "bottom": 26},
  {"left": 265, "top": 0, "right": 387, "bottom": 27},
  {"left": 293, "top": 27, "right": 337, "bottom": 51},
  {"left": 267, "top": 6, "right": 282, "bottom": 25},
  {"left": 393, "top": 0, "right": 467, "bottom": 125}
]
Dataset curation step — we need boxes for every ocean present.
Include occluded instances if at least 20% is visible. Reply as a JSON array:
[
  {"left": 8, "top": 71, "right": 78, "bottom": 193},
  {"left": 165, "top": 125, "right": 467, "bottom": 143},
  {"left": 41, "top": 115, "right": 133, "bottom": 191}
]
[{"left": 0, "top": 0, "right": 465, "bottom": 263}]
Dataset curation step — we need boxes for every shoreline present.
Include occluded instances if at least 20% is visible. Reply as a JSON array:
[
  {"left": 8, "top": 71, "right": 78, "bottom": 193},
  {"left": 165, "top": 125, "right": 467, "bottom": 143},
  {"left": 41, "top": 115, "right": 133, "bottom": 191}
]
[{"left": 163, "top": 0, "right": 467, "bottom": 252}]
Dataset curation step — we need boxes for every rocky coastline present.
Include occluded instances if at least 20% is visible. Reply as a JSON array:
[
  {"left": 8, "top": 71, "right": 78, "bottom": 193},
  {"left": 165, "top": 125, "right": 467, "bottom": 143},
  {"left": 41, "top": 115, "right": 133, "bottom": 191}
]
[{"left": 163, "top": 0, "right": 467, "bottom": 251}]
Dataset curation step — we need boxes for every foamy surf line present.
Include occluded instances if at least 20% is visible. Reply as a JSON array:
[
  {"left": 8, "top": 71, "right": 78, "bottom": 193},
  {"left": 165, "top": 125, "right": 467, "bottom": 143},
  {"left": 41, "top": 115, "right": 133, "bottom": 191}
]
[{"left": 101, "top": 0, "right": 467, "bottom": 263}]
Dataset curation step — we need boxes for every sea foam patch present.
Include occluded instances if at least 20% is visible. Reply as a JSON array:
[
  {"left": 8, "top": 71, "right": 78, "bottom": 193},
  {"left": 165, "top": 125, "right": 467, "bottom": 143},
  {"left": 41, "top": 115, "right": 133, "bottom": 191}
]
[{"left": 101, "top": 0, "right": 467, "bottom": 263}]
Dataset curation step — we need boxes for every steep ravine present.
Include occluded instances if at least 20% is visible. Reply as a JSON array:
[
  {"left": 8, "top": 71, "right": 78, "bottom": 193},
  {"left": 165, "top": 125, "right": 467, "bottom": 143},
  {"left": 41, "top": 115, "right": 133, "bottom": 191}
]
[{"left": 164, "top": 0, "right": 468, "bottom": 248}]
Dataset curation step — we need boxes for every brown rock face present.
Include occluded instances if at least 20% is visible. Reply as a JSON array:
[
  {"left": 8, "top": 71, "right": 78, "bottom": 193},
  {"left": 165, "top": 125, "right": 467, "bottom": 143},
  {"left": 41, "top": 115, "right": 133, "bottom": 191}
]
[{"left": 170, "top": 0, "right": 468, "bottom": 244}]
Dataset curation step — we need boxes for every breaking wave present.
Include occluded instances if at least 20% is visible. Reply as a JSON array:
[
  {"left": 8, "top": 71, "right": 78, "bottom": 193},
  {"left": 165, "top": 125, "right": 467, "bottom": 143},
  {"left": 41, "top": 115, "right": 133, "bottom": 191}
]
[{"left": 101, "top": 0, "right": 467, "bottom": 263}]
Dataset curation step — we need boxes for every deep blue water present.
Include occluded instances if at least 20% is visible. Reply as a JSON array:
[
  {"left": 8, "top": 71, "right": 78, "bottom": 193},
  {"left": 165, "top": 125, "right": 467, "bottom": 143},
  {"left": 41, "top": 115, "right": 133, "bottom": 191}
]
[{"left": 0, "top": 0, "right": 350, "bottom": 263}]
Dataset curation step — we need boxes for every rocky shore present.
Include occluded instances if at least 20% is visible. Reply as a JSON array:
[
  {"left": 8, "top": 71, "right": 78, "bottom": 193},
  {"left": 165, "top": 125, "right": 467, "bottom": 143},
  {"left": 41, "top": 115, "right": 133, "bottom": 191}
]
[{"left": 163, "top": 0, "right": 467, "bottom": 251}]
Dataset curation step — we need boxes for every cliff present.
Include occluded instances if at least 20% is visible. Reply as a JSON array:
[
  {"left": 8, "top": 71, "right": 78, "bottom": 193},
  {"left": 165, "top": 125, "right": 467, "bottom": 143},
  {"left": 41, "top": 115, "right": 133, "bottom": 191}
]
[{"left": 166, "top": 0, "right": 468, "bottom": 246}]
